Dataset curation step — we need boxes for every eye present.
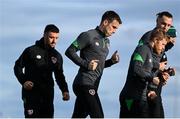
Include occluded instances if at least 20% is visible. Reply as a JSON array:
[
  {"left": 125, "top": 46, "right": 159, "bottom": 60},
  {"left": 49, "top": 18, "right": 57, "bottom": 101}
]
[
  {"left": 161, "top": 22, "right": 171, "bottom": 27},
  {"left": 113, "top": 26, "right": 117, "bottom": 29},
  {"left": 49, "top": 36, "right": 55, "bottom": 39}
]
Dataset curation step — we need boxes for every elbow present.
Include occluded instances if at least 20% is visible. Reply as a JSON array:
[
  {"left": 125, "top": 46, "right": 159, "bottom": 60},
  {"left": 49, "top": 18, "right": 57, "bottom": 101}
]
[
  {"left": 13, "top": 64, "right": 18, "bottom": 76},
  {"left": 65, "top": 49, "right": 69, "bottom": 57},
  {"left": 65, "top": 48, "right": 71, "bottom": 60}
]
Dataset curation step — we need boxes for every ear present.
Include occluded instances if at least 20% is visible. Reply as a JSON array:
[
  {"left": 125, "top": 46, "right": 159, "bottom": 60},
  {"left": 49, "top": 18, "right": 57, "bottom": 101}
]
[
  {"left": 103, "top": 19, "right": 109, "bottom": 26},
  {"left": 151, "top": 40, "right": 155, "bottom": 48},
  {"left": 153, "top": 39, "right": 158, "bottom": 44}
]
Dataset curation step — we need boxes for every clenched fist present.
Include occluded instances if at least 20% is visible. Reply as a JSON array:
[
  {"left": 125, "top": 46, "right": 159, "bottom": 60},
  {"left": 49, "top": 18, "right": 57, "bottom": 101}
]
[
  {"left": 23, "top": 81, "right": 34, "bottom": 90},
  {"left": 88, "top": 60, "right": 99, "bottom": 71},
  {"left": 62, "top": 92, "right": 70, "bottom": 101},
  {"left": 111, "top": 50, "right": 120, "bottom": 64}
]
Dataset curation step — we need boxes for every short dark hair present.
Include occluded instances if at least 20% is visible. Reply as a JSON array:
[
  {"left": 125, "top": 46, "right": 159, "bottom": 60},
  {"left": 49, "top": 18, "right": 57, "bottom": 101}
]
[
  {"left": 44, "top": 24, "right": 59, "bottom": 33},
  {"left": 101, "top": 10, "right": 122, "bottom": 24},
  {"left": 156, "top": 11, "right": 173, "bottom": 19}
]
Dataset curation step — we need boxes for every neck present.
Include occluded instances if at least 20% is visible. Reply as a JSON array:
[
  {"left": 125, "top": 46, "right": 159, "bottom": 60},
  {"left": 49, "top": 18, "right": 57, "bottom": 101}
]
[{"left": 98, "top": 25, "right": 104, "bottom": 33}]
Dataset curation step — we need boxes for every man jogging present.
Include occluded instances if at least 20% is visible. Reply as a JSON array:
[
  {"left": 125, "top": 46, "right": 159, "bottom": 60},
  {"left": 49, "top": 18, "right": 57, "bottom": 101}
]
[
  {"left": 119, "top": 28, "right": 168, "bottom": 118},
  {"left": 65, "top": 11, "right": 122, "bottom": 118},
  {"left": 138, "top": 11, "right": 176, "bottom": 118},
  {"left": 14, "top": 24, "right": 70, "bottom": 118}
]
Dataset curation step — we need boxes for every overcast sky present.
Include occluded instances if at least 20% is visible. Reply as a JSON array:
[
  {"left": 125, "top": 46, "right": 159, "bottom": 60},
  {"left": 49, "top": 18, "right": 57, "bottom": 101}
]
[{"left": 0, "top": 0, "right": 180, "bottom": 118}]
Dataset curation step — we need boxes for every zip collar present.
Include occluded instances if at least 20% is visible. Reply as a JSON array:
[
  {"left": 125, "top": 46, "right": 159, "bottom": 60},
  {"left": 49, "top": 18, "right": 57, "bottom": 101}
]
[
  {"left": 95, "top": 26, "right": 106, "bottom": 38},
  {"left": 35, "top": 37, "right": 54, "bottom": 51}
]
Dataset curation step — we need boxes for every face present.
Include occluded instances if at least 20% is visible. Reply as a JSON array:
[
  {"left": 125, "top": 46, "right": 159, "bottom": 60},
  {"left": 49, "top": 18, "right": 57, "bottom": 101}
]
[
  {"left": 103, "top": 19, "right": 120, "bottom": 37},
  {"left": 157, "top": 16, "right": 173, "bottom": 32},
  {"left": 44, "top": 32, "right": 59, "bottom": 48},
  {"left": 154, "top": 38, "right": 167, "bottom": 55}
]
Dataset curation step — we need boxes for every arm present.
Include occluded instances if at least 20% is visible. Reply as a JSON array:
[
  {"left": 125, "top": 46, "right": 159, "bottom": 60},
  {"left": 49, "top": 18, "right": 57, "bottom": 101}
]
[
  {"left": 14, "top": 48, "right": 28, "bottom": 85},
  {"left": 138, "top": 31, "right": 151, "bottom": 46},
  {"left": 105, "top": 50, "right": 120, "bottom": 68},
  {"left": 65, "top": 32, "right": 91, "bottom": 70},
  {"left": 132, "top": 46, "right": 154, "bottom": 82},
  {"left": 165, "top": 37, "right": 176, "bottom": 51},
  {"left": 54, "top": 54, "right": 69, "bottom": 101}
]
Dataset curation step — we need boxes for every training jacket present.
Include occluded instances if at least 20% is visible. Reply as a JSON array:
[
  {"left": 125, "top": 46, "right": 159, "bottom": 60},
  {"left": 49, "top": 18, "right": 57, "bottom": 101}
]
[
  {"left": 138, "top": 30, "right": 161, "bottom": 70},
  {"left": 65, "top": 26, "right": 115, "bottom": 88},
  {"left": 14, "top": 38, "right": 69, "bottom": 100},
  {"left": 120, "top": 44, "right": 155, "bottom": 101},
  {"left": 138, "top": 30, "right": 169, "bottom": 97}
]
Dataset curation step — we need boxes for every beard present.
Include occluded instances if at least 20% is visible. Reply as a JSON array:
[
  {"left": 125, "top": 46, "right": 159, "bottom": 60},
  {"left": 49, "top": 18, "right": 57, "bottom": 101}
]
[{"left": 49, "top": 43, "right": 56, "bottom": 48}]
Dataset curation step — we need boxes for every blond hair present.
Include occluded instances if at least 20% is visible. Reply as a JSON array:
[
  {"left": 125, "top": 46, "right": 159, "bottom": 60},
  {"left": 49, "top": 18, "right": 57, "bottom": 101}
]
[{"left": 150, "top": 28, "right": 169, "bottom": 42}]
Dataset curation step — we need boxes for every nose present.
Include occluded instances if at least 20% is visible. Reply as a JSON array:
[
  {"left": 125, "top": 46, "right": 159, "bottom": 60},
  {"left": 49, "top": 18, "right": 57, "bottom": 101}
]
[
  {"left": 164, "top": 26, "right": 169, "bottom": 32},
  {"left": 162, "top": 45, "right": 165, "bottom": 51},
  {"left": 112, "top": 29, "right": 116, "bottom": 34},
  {"left": 53, "top": 38, "right": 58, "bottom": 43}
]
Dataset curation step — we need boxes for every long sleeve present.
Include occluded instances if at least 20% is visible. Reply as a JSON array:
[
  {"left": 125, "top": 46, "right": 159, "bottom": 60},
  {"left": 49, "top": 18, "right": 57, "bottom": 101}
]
[
  {"left": 133, "top": 61, "right": 154, "bottom": 82},
  {"left": 65, "top": 32, "right": 90, "bottom": 70},
  {"left": 148, "top": 70, "right": 163, "bottom": 93},
  {"left": 132, "top": 46, "right": 154, "bottom": 82},
  {"left": 104, "top": 59, "right": 114, "bottom": 68},
  {"left": 14, "top": 49, "right": 28, "bottom": 85},
  {"left": 54, "top": 54, "right": 69, "bottom": 93}
]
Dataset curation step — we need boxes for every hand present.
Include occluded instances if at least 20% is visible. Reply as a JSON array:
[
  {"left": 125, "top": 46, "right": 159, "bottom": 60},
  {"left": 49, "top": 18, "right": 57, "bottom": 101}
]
[
  {"left": 62, "top": 92, "right": 70, "bottom": 101},
  {"left": 162, "top": 72, "right": 170, "bottom": 81},
  {"left": 167, "top": 67, "right": 176, "bottom": 76},
  {"left": 152, "top": 77, "right": 160, "bottom": 85},
  {"left": 160, "top": 72, "right": 170, "bottom": 86},
  {"left": 111, "top": 50, "right": 120, "bottom": 64},
  {"left": 23, "top": 81, "right": 34, "bottom": 90},
  {"left": 88, "top": 60, "right": 99, "bottom": 71},
  {"left": 148, "top": 91, "right": 157, "bottom": 100},
  {"left": 162, "top": 80, "right": 167, "bottom": 86}
]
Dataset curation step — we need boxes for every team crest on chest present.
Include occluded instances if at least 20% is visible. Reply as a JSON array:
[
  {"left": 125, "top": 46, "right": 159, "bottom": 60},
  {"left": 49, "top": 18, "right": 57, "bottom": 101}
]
[{"left": 51, "top": 56, "right": 57, "bottom": 64}]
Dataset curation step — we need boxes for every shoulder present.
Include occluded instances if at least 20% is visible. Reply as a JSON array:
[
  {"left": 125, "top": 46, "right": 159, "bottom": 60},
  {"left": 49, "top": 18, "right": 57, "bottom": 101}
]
[
  {"left": 76, "top": 29, "right": 97, "bottom": 45},
  {"left": 22, "top": 44, "right": 36, "bottom": 54},
  {"left": 79, "top": 29, "right": 96, "bottom": 38},
  {"left": 77, "top": 31, "right": 91, "bottom": 40},
  {"left": 133, "top": 45, "right": 151, "bottom": 62},
  {"left": 135, "top": 44, "right": 151, "bottom": 54},
  {"left": 139, "top": 30, "right": 152, "bottom": 45},
  {"left": 52, "top": 49, "right": 63, "bottom": 60},
  {"left": 142, "top": 30, "right": 152, "bottom": 37}
]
